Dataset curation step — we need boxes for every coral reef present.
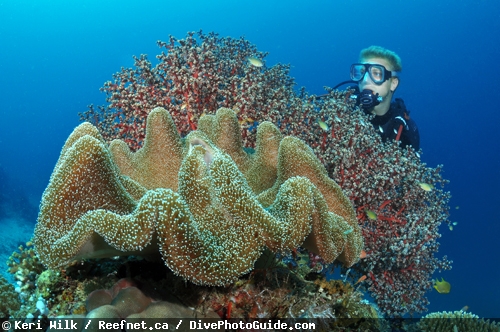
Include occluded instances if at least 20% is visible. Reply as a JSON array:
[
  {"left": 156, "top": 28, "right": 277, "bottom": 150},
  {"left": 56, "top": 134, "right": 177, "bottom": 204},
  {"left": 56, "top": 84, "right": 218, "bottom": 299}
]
[
  {"left": 76, "top": 31, "right": 450, "bottom": 316},
  {"left": 312, "top": 99, "right": 452, "bottom": 316},
  {"left": 5, "top": 251, "right": 381, "bottom": 330},
  {"left": 5, "top": 242, "right": 89, "bottom": 319},
  {"left": 7, "top": 241, "right": 44, "bottom": 293},
  {"left": 83, "top": 278, "right": 220, "bottom": 331},
  {"left": 193, "top": 260, "right": 380, "bottom": 330},
  {"left": 414, "top": 310, "right": 500, "bottom": 331},
  {"left": 0, "top": 274, "right": 21, "bottom": 318},
  {"left": 80, "top": 30, "right": 295, "bottom": 151},
  {"left": 34, "top": 107, "right": 362, "bottom": 286}
]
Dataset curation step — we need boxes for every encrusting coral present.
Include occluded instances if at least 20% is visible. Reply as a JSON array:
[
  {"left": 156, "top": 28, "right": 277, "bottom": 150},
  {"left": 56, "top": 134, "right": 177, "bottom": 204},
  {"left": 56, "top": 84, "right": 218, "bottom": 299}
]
[
  {"left": 33, "top": 107, "right": 362, "bottom": 286},
  {"left": 413, "top": 310, "right": 500, "bottom": 332},
  {"left": 0, "top": 274, "right": 21, "bottom": 318}
]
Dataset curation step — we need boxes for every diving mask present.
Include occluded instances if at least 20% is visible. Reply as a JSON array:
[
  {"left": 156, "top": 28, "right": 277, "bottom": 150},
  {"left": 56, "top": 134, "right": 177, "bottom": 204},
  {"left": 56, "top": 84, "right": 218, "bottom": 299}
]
[{"left": 350, "top": 63, "right": 397, "bottom": 85}]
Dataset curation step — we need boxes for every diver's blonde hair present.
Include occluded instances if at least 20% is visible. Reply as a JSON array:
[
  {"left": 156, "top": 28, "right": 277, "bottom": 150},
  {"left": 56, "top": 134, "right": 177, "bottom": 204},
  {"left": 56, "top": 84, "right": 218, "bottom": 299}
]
[{"left": 360, "top": 46, "right": 402, "bottom": 72}]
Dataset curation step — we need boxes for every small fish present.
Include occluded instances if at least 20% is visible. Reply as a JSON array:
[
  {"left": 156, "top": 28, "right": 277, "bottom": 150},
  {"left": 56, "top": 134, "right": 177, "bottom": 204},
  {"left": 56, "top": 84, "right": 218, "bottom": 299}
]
[
  {"left": 379, "top": 126, "right": 384, "bottom": 133},
  {"left": 455, "top": 206, "right": 460, "bottom": 210},
  {"left": 433, "top": 277, "right": 451, "bottom": 294},
  {"left": 239, "top": 117, "right": 255, "bottom": 126},
  {"left": 365, "top": 209, "right": 377, "bottom": 220},
  {"left": 359, "top": 250, "right": 367, "bottom": 259},
  {"left": 318, "top": 120, "right": 329, "bottom": 131},
  {"left": 334, "top": 115, "right": 341, "bottom": 123},
  {"left": 343, "top": 228, "right": 353, "bottom": 235},
  {"left": 449, "top": 225, "right": 453, "bottom": 231},
  {"left": 248, "top": 56, "right": 263, "bottom": 67},
  {"left": 359, "top": 119, "right": 366, "bottom": 126},
  {"left": 355, "top": 275, "right": 367, "bottom": 285},
  {"left": 393, "top": 128, "right": 398, "bottom": 134},
  {"left": 418, "top": 182, "right": 434, "bottom": 191},
  {"left": 453, "top": 222, "right": 458, "bottom": 225},
  {"left": 460, "top": 305, "right": 469, "bottom": 312},
  {"left": 415, "top": 152, "right": 421, "bottom": 158}
]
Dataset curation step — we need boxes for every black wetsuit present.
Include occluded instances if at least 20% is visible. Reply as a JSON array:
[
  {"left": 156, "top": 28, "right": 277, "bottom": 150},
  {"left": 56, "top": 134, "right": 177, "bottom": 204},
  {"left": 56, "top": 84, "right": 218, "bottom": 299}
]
[{"left": 369, "top": 98, "right": 420, "bottom": 150}]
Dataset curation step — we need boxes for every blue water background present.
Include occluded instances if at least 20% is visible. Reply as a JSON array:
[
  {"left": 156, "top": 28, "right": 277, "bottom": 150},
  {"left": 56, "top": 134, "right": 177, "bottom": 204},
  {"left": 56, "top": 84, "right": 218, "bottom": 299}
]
[{"left": 1, "top": 0, "right": 499, "bottom": 318}]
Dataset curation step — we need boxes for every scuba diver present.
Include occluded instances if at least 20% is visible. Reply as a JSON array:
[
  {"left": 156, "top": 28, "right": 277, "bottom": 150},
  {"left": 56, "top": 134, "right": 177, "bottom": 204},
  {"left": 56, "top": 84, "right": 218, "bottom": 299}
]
[{"left": 327, "top": 46, "right": 420, "bottom": 150}]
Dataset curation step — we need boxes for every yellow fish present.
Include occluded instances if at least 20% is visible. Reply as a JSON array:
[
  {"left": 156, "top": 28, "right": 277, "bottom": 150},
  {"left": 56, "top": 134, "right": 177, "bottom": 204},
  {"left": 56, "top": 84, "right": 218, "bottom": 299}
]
[
  {"left": 433, "top": 278, "right": 451, "bottom": 294},
  {"left": 365, "top": 210, "right": 377, "bottom": 220},
  {"left": 248, "top": 56, "right": 263, "bottom": 67},
  {"left": 418, "top": 182, "right": 434, "bottom": 191},
  {"left": 238, "top": 117, "right": 255, "bottom": 126},
  {"left": 317, "top": 120, "right": 329, "bottom": 131}
]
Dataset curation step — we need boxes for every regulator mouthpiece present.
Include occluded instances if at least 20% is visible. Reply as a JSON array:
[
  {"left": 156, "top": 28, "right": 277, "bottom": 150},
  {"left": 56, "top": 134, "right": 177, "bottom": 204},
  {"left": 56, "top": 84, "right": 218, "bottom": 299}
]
[{"left": 351, "top": 89, "right": 383, "bottom": 109}]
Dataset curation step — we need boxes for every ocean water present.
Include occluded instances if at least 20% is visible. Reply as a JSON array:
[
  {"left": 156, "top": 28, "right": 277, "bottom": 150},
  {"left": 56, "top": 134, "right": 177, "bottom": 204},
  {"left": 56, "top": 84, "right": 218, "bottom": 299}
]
[{"left": 1, "top": 0, "right": 499, "bottom": 319}]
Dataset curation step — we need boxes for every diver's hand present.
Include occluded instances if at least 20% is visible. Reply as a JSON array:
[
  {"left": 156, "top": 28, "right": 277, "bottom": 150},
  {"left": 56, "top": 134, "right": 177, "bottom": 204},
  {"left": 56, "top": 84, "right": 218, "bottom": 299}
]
[{"left": 386, "top": 116, "right": 408, "bottom": 140}]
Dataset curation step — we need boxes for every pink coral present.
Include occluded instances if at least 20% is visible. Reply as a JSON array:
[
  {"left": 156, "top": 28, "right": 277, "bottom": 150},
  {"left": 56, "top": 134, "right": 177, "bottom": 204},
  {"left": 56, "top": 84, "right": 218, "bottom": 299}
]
[
  {"left": 296, "top": 93, "right": 452, "bottom": 317},
  {"left": 81, "top": 30, "right": 295, "bottom": 151}
]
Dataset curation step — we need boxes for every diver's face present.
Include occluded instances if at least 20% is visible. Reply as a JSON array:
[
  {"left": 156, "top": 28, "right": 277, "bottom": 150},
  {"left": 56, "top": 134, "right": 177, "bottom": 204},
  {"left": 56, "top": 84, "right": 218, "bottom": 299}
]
[{"left": 358, "top": 57, "right": 399, "bottom": 115}]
